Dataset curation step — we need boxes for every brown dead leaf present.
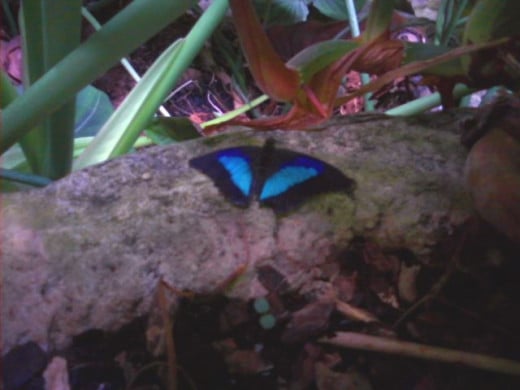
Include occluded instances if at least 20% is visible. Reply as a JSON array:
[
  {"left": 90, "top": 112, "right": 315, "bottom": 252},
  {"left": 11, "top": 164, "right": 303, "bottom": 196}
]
[
  {"left": 315, "top": 363, "right": 373, "bottom": 390},
  {"left": 282, "top": 298, "right": 335, "bottom": 344},
  {"left": 213, "top": 339, "right": 273, "bottom": 375},
  {"left": 465, "top": 127, "right": 520, "bottom": 244}
]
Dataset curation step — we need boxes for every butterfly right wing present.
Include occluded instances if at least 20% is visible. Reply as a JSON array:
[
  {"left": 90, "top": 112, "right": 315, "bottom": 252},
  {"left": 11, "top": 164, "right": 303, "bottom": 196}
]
[{"left": 258, "top": 151, "right": 356, "bottom": 214}]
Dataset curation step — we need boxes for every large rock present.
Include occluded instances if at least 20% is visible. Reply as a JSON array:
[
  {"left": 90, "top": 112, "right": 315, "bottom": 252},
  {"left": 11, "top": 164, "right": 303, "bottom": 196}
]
[{"left": 1, "top": 113, "right": 472, "bottom": 352}]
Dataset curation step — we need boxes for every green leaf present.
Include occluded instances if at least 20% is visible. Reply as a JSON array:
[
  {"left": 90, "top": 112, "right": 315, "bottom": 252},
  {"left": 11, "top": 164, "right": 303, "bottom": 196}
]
[
  {"left": 313, "top": 0, "right": 348, "bottom": 19},
  {"left": 463, "top": 0, "right": 520, "bottom": 44},
  {"left": 253, "top": 0, "right": 311, "bottom": 26},
  {"left": 313, "top": 0, "right": 366, "bottom": 20},
  {"left": 1, "top": 143, "right": 28, "bottom": 171},
  {"left": 19, "top": 0, "right": 82, "bottom": 178},
  {"left": 434, "top": 0, "right": 469, "bottom": 45},
  {"left": 0, "top": 169, "right": 52, "bottom": 189},
  {"left": 74, "top": 0, "right": 229, "bottom": 170},
  {"left": 287, "top": 40, "right": 360, "bottom": 82},
  {"left": 74, "top": 85, "right": 114, "bottom": 137},
  {"left": 144, "top": 117, "right": 201, "bottom": 145},
  {"left": 363, "top": 0, "right": 396, "bottom": 41},
  {"left": 1, "top": 0, "right": 196, "bottom": 156},
  {"left": 73, "top": 39, "right": 185, "bottom": 170},
  {"left": 403, "top": 42, "right": 465, "bottom": 76},
  {"left": 1, "top": 70, "right": 19, "bottom": 108}
]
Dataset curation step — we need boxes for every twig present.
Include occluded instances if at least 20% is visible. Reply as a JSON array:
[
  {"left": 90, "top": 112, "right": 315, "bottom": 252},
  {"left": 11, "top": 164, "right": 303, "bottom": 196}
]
[
  {"left": 321, "top": 332, "right": 520, "bottom": 376},
  {"left": 393, "top": 224, "right": 469, "bottom": 329},
  {"left": 158, "top": 281, "right": 178, "bottom": 390},
  {"left": 335, "top": 299, "right": 379, "bottom": 323},
  {"left": 392, "top": 260, "right": 456, "bottom": 329}
]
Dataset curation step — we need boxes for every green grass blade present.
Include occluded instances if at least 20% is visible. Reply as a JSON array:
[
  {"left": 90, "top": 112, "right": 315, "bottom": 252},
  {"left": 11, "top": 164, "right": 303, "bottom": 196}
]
[
  {"left": 363, "top": 0, "right": 396, "bottom": 42},
  {"left": 73, "top": 39, "right": 185, "bottom": 170},
  {"left": 201, "top": 94, "right": 269, "bottom": 128},
  {"left": 345, "top": 0, "right": 374, "bottom": 111},
  {"left": 0, "top": 168, "right": 52, "bottom": 187},
  {"left": 18, "top": 0, "right": 82, "bottom": 178},
  {"left": 385, "top": 83, "right": 474, "bottom": 115},
  {"left": 74, "top": 0, "right": 230, "bottom": 169},
  {"left": 1, "top": 70, "right": 18, "bottom": 108},
  {"left": 1, "top": 0, "right": 196, "bottom": 156}
]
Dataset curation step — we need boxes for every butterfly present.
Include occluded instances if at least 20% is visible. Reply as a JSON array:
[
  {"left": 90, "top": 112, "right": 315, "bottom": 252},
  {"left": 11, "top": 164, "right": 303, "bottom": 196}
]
[{"left": 189, "top": 139, "right": 355, "bottom": 214}]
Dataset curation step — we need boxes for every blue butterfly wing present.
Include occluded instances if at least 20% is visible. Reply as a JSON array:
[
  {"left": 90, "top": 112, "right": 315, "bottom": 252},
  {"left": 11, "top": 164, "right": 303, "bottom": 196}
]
[
  {"left": 258, "top": 152, "right": 355, "bottom": 213},
  {"left": 189, "top": 147, "right": 260, "bottom": 207},
  {"left": 190, "top": 140, "right": 355, "bottom": 214},
  {"left": 217, "top": 154, "right": 253, "bottom": 197},
  {"left": 259, "top": 157, "right": 322, "bottom": 199}
]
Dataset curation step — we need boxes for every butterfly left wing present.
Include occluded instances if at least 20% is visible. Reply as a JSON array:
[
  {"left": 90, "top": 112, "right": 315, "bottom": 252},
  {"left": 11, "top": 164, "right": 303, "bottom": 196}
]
[
  {"left": 258, "top": 150, "right": 356, "bottom": 213},
  {"left": 189, "top": 147, "right": 261, "bottom": 208}
]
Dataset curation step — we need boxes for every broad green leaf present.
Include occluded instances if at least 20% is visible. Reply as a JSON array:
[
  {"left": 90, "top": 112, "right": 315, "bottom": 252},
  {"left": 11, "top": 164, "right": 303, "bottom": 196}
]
[
  {"left": 253, "top": 0, "right": 311, "bottom": 26},
  {"left": 403, "top": 42, "right": 465, "bottom": 76},
  {"left": 462, "top": 0, "right": 520, "bottom": 87},
  {"left": 312, "top": 0, "right": 366, "bottom": 21},
  {"left": 434, "top": 0, "right": 469, "bottom": 45},
  {"left": 145, "top": 117, "right": 201, "bottom": 145},
  {"left": 1, "top": 144, "right": 28, "bottom": 171},
  {"left": 362, "top": 0, "right": 396, "bottom": 42},
  {"left": 463, "top": 0, "right": 520, "bottom": 44},
  {"left": 74, "top": 85, "right": 114, "bottom": 137},
  {"left": 287, "top": 40, "right": 360, "bottom": 82}
]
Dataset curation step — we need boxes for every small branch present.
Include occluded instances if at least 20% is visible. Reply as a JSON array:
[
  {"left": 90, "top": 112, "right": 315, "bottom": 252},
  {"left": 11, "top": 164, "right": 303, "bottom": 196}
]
[
  {"left": 320, "top": 332, "right": 520, "bottom": 376},
  {"left": 335, "top": 299, "right": 379, "bottom": 323},
  {"left": 393, "top": 223, "right": 469, "bottom": 329}
]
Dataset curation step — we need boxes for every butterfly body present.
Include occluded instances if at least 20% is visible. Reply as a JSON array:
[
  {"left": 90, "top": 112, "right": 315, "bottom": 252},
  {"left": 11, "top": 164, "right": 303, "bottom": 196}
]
[{"left": 189, "top": 139, "right": 355, "bottom": 213}]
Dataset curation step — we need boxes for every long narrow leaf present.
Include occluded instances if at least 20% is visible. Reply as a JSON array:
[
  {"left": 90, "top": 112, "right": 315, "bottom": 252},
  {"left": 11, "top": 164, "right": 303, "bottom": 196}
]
[
  {"left": 19, "top": 0, "right": 82, "bottom": 178},
  {"left": 1, "top": 0, "right": 195, "bottom": 155},
  {"left": 362, "top": 0, "right": 396, "bottom": 42},
  {"left": 74, "top": 0, "right": 230, "bottom": 169},
  {"left": 73, "top": 39, "right": 185, "bottom": 170},
  {"left": 0, "top": 70, "right": 18, "bottom": 108}
]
